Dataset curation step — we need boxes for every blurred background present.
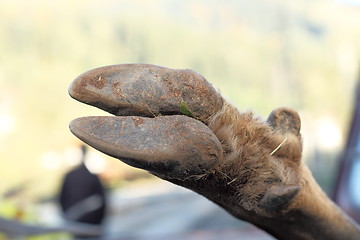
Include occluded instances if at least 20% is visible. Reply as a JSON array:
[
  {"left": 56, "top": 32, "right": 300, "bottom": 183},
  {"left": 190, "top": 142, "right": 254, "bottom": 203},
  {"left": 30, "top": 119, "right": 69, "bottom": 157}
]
[{"left": 1, "top": 0, "right": 360, "bottom": 239}]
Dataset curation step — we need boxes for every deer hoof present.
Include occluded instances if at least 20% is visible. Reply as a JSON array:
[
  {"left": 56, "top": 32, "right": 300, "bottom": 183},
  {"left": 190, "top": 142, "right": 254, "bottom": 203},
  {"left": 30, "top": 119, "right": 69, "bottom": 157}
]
[{"left": 69, "top": 115, "right": 223, "bottom": 180}]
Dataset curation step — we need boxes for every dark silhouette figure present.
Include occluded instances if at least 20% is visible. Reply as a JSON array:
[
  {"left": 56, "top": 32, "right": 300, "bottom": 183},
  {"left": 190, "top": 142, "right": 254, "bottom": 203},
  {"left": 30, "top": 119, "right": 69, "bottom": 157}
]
[{"left": 59, "top": 145, "right": 106, "bottom": 238}]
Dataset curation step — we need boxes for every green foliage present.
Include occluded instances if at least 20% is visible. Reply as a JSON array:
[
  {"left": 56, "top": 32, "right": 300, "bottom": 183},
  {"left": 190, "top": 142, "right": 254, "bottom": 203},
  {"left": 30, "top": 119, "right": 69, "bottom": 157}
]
[{"left": 179, "top": 101, "right": 197, "bottom": 119}]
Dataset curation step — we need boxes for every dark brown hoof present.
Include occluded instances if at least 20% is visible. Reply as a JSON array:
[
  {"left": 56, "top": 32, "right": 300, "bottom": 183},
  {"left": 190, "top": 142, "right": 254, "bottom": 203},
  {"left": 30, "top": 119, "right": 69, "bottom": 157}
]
[
  {"left": 260, "top": 185, "right": 300, "bottom": 211},
  {"left": 69, "top": 64, "right": 223, "bottom": 122},
  {"left": 69, "top": 115, "right": 223, "bottom": 179}
]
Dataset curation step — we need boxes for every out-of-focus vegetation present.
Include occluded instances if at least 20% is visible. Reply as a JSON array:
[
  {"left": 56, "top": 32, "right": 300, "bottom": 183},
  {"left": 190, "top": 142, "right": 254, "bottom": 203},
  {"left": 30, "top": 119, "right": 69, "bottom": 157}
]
[{"left": 0, "top": 0, "right": 360, "bottom": 209}]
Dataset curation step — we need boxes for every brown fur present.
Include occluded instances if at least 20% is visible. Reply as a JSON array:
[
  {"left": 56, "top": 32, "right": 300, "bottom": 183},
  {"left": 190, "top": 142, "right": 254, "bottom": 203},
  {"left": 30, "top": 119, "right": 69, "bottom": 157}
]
[
  {"left": 171, "top": 100, "right": 360, "bottom": 239},
  {"left": 206, "top": 102, "right": 300, "bottom": 214}
]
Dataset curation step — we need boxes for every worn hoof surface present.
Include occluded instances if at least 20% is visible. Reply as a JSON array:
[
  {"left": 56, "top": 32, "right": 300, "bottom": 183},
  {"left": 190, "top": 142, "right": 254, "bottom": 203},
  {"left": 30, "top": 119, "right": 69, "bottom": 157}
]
[
  {"left": 69, "top": 64, "right": 223, "bottom": 122},
  {"left": 70, "top": 115, "right": 222, "bottom": 179}
]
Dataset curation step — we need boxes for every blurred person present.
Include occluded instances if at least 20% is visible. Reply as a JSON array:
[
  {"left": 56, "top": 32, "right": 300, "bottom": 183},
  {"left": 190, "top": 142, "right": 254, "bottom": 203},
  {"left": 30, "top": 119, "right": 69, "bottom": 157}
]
[{"left": 58, "top": 145, "right": 107, "bottom": 238}]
